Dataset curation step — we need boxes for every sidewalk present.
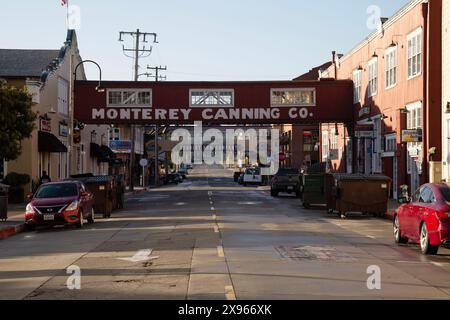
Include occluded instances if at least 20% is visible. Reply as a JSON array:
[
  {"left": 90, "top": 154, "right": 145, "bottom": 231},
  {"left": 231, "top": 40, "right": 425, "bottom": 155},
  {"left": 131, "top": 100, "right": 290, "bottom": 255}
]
[{"left": 0, "top": 203, "right": 26, "bottom": 240}]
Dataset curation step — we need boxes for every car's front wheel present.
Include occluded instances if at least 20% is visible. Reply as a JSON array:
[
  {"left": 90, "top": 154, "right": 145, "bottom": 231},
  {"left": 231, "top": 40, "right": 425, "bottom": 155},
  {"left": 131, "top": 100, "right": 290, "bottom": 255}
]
[
  {"left": 394, "top": 215, "right": 408, "bottom": 244},
  {"left": 87, "top": 208, "right": 95, "bottom": 224},
  {"left": 76, "top": 210, "right": 84, "bottom": 228},
  {"left": 420, "top": 223, "right": 439, "bottom": 255}
]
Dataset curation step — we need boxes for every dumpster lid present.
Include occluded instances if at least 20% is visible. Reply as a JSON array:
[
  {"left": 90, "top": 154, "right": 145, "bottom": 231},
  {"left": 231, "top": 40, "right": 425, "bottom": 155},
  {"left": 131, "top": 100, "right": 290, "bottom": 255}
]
[
  {"left": 332, "top": 173, "right": 391, "bottom": 181},
  {"left": 67, "top": 175, "right": 114, "bottom": 184}
]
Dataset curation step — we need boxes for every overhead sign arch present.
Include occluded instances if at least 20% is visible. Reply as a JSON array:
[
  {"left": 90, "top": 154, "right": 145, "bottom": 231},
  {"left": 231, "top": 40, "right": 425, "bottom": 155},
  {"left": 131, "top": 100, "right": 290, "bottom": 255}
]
[{"left": 74, "top": 80, "right": 354, "bottom": 125}]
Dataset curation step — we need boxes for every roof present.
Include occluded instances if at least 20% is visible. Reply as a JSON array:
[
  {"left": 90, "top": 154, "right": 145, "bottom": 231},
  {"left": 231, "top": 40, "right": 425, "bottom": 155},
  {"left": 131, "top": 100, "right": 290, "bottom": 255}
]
[
  {"left": 0, "top": 49, "right": 60, "bottom": 78},
  {"left": 293, "top": 61, "right": 333, "bottom": 81}
]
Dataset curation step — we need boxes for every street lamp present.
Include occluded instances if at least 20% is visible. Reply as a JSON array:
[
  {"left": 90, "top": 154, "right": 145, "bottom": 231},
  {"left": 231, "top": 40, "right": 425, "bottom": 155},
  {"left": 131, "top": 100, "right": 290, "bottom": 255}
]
[
  {"left": 69, "top": 59, "right": 104, "bottom": 176},
  {"left": 74, "top": 60, "right": 105, "bottom": 92}
]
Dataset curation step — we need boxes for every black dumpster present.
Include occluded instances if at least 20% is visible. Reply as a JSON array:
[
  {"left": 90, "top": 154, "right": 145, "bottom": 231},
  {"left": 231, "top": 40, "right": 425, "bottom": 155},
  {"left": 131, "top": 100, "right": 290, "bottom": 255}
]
[
  {"left": 0, "top": 183, "right": 9, "bottom": 221},
  {"left": 70, "top": 175, "right": 114, "bottom": 218},
  {"left": 326, "top": 174, "right": 391, "bottom": 217}
]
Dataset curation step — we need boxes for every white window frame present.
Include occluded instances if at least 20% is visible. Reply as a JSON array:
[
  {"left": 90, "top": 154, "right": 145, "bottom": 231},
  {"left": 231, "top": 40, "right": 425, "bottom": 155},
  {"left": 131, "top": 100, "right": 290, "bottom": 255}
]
[
  {"left": 368, "top": 57, "right": 378, "bottom": 97},
  {"left": 382, "top": 133, "right": 396, "bottom": 157},
  {"left": 108, "top": 128, "right": 120, "bottom": 141},
  {"left": 58, "top": 77, "right": 69, "bottom": 116},
  {"left": 407, "top": 28, "right": 422, "bottom": 80},
  {"left": 385, "top": 46, "right": 398, "bottom": 89},
  {"left": 107, "top": 89, "right": 152, "bottom": 108},
  {"left": 353, "top": 69, "right": 362, "bottom": 103},
  {"left": 271, "top": 88, "right": 316, "bottom": 107},
  {"left": 406, "top": 101, "right": 423, "bottom": 174},
  {"left": 322, "top": 130, "right": 329, "bottom": 161},
  {"left": 189, "top": 89, "right": 234, "bottom": 108}
]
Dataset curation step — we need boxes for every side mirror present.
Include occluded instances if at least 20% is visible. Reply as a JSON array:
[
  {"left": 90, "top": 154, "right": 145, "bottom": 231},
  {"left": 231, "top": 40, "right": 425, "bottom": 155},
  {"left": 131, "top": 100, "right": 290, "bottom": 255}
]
[{"left": 26, "top": 193, "right": 34, "bottom": 202}]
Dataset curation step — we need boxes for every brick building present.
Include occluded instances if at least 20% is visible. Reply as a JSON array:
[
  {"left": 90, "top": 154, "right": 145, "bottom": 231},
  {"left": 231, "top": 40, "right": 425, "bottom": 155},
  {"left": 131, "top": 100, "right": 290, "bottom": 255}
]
[{"left": 320, "top": 0, "right": 442, "bottom": 199}]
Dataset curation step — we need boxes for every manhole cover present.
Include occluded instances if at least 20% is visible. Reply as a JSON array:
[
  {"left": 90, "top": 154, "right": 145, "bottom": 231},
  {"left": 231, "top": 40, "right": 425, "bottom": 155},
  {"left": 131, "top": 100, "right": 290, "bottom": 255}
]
[{"left": 275, "top": 245, "right": 356, "bottom": 262}]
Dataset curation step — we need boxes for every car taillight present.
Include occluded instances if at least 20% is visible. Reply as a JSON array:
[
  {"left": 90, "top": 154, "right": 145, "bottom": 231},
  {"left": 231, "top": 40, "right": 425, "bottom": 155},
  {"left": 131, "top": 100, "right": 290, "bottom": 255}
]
[{"left": 436, "top": 212, "right": 450, "bottom": 219}]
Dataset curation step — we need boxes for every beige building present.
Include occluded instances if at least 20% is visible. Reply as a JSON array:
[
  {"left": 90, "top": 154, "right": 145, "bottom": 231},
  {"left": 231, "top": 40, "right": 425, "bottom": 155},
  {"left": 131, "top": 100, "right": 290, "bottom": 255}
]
[
  {"left": 0, "top": 30, "right": 111, "bottom": 194},
  {"left": 442, "top": 0, "right": 450, "bottom": 182}
]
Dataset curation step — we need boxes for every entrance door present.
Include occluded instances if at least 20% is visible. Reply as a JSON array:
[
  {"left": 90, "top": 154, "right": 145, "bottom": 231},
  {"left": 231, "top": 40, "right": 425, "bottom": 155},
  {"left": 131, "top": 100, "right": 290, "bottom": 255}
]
[
  {"left": 393, "top": 157, "right": 398, "bottom": 200},
  {"left": 365, "top": 139, "right": 372, "bottom": 175}
]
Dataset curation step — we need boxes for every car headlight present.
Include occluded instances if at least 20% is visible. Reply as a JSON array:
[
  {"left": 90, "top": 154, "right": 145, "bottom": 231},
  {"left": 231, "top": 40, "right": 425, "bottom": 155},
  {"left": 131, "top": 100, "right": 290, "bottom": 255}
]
[
  {"left": 66, "top": 201, "right": 79, "bottom": 211},
  {"left": 26, "top": 204, "right": 34, "bottom": 214}
]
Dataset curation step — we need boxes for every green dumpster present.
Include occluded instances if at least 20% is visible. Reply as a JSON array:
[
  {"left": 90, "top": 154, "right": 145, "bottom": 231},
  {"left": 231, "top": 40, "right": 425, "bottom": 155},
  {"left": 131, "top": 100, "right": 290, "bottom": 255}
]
[{"left": 301, "top": 174, "right": 326, "bottom": 209}]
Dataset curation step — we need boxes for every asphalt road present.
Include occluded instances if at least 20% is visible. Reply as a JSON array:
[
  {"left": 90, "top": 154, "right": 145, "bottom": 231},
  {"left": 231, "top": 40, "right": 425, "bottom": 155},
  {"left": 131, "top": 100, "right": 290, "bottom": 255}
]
[{"left": 1, "top": 165, "right": 450, "bottom": 300}]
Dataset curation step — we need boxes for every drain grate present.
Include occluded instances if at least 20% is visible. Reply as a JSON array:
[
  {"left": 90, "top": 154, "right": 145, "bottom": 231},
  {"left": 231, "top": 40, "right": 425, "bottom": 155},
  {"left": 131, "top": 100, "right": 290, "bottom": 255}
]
[{"left": 275, "top": 245, "right": 356, "bottom": 262}]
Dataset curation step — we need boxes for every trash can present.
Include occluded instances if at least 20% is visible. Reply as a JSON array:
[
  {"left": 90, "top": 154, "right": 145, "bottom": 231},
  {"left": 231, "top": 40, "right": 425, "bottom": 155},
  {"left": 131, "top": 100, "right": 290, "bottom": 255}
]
[
  {"left": 112, "top": 175, "right": 125, "bottom": 210},
  {"left": 70, "top": 176, "right": 114, "bottom": 218},
  {"left": 0, "top": 183, "right": 9, "bottom": 222},
  {"left": 301, "top": 174, "right": 326, "bottom": 208},
  {"left": 328, "top": 174, "right": 391, "bottom": 217}
]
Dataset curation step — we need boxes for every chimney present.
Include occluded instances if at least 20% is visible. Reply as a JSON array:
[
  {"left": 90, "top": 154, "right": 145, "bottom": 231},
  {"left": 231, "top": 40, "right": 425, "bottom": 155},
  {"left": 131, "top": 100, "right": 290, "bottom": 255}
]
[{"left": 332, "top": 51, "right": 338, "bottom": 79}]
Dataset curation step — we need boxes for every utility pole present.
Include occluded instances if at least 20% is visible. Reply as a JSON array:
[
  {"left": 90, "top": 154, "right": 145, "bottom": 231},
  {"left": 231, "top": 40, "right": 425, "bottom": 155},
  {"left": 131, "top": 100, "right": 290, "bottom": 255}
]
[
  {"left": 119, "top": 29, "right": 158, "bottom": 191},
  {"left": 147, "top": 65, "right": 167, "bottom": 82},
  {"left": 146, "top": 65, "right": 167, "bottom": 186}
]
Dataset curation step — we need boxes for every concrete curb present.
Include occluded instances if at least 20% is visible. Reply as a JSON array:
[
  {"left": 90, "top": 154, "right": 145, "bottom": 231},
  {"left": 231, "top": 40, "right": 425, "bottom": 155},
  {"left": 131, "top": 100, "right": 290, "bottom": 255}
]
[{"left": 0, "top": 223, "right": 26, "bottom": 240}]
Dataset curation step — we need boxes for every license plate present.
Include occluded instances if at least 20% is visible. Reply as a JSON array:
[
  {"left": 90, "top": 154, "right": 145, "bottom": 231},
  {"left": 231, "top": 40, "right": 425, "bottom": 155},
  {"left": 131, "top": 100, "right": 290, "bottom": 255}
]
[{"left": 43, "top": 215, "right": 55, "bottom": 221}]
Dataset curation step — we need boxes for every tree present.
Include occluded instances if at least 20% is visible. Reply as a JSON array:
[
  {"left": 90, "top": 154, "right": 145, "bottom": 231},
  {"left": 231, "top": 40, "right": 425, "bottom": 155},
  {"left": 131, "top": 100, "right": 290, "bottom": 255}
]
[{"left": 0, "top": 80, "right": 37, "bottom": 161}]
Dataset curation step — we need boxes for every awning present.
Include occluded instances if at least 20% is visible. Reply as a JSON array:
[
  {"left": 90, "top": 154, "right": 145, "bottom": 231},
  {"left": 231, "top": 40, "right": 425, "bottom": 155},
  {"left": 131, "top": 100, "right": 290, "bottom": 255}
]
[
  {"left": 100, "top": 145, "right": 116, "bottom": 159},
  {"left": 38, "top": 131, "right": 67, "bottom": 153},
  {"left": 90, "top": 143, "right": 102, "bottom": 158}
]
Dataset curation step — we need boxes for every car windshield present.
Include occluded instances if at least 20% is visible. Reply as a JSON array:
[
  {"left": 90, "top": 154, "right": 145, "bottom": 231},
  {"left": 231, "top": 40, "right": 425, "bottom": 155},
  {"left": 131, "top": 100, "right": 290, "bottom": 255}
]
[
  {"left": 440, "top": 186, "right": 450, "bottom": 202},
  {"left": 277, "top": 168, "right": 299, "bottom": 175},
  {"left": 35, "top": 184, "right": 78, "bottom": 199}
]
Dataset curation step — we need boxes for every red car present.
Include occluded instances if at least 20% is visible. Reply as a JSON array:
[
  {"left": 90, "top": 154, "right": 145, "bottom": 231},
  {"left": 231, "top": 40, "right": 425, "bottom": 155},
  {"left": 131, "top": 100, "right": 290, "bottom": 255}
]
[
  {"left": 394, "top": 183, "right": 450, "bottom": 255},
  {"left": 25, "top": 181, "right": 95, "bottom": 230}
]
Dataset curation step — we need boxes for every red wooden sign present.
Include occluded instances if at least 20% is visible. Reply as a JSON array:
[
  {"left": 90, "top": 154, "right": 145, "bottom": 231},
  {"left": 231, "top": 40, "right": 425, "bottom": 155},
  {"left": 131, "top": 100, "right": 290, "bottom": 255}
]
[{"left": 74, "top": 80, "right": 353, "bottom": 125}]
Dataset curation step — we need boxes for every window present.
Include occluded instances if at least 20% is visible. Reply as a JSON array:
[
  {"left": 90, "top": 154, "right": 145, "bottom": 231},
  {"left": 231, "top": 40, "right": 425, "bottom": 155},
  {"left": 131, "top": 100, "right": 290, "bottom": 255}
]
[
  {"left": 107, "top": 89, "right": 152, "bottom": 107},
  {"left": 109, "top": 128, "right": 120, "bottom": 141},
  {"left": 406, "top": 101, "right": 423, "bottom": 174},
  {"left": 385, "top": 47, "right": 397, "bottom": 88},
  {"left": 322, "top": 131, "right": 329, "bottom": 160},
  {"left": 368, "top": 58, "right": 378, "bottom": 97},
  {"left": 407, "top": 28, "right": 422, "bottom": 79},
  {"left": 58, "top": 77, "right": 69, "bottom": 116},
  {"left": 385, "top": 134, "right": 396, "bottom": 153},
  {"left": 353, "top": 69, "right": 362, "bottom": 103},
  {"left": 419, "top": 187, "right": 433, "bottom": 203},
  {"left": 190, "top": 89, "right": 234, "bottom": 107},
  {"left": 271, "top": 88, "right": 316, "bottom": 107}
]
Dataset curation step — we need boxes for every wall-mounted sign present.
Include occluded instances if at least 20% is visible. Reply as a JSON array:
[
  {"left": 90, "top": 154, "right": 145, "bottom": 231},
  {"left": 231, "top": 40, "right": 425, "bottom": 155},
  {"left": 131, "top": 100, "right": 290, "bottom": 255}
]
[
  {"left": 402, "top": 129, "right": 423, "bottom": 143},
  {"left": 109, "top": 140, "right": 132, "bottom": 153},
  {"left": 59, "top": 123, "right": 68, "bottom": 137},
  {"left": 40, "top": 119, "right": 52, "bottom": 132}
]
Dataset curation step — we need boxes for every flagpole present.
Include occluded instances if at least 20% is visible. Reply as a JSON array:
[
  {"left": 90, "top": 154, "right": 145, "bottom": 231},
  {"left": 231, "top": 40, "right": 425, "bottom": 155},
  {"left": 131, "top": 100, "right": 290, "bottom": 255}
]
[{"left": 66, "top": 0, "right": 69, "bottom": 30}]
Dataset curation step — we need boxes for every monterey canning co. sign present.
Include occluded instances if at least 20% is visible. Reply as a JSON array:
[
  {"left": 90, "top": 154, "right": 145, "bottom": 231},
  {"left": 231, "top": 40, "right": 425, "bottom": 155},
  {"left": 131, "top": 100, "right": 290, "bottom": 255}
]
[{"left": 74, "top": 80, "right": 353, "bottom": 125}]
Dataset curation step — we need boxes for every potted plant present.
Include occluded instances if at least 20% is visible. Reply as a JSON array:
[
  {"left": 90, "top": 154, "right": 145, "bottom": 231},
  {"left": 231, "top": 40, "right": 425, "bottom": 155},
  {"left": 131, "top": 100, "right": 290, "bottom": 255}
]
[{"left": 3, "top": 172, "right": 31, "bottom": 204}]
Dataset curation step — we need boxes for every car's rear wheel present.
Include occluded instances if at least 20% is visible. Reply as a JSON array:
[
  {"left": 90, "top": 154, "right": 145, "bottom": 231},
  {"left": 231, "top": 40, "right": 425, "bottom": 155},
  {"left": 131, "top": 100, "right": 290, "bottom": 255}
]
[
  {"left": 394, "top": 215, "right": 408, "bottom": 244},
  {"left": 76, "top": 210, "right": 84, "bottom": 228},
  {"left": 420, "top": 223, "right": 439, "bottom": 255},
  {"left": 87, "top": 208, "right": 95, "bottom": 224}
]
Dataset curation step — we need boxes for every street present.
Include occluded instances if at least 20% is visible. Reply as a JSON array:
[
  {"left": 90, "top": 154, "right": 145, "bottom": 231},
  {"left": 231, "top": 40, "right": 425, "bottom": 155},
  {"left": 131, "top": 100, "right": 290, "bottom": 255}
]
[{"left": 1, "top": 165, "right": 450, "bottom": 300}]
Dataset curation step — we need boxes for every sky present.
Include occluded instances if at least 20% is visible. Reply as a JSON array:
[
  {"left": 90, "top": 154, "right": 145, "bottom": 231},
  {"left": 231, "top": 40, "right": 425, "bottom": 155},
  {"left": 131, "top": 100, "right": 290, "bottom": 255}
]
[{"left": 0, "top": 0, "right": 409, "bottom": 81}]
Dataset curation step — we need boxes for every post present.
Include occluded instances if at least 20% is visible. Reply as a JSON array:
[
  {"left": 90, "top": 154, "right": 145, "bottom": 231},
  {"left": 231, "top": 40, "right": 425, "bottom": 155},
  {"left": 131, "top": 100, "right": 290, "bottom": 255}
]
[
  {"left": 68, "top": 53, "right": 74, "bottom": 176},
  {"left": 155, "top": 124, "right": 159, "bottom": 186},
  {"left": 129, "top": 29, "right": 140, "bottom": 192}
]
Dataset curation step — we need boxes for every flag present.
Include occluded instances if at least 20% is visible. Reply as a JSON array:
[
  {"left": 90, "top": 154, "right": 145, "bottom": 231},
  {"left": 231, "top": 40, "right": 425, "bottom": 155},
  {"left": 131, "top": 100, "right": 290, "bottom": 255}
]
[{"left": 61, "top": 0, "right": 68, "bottom": 6}]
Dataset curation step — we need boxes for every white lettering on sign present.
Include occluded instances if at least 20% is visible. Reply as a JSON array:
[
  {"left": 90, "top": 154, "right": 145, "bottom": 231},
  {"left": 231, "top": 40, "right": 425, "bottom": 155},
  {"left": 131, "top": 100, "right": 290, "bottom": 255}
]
[{"left": 90, "top": 107, "right": 314, "bottom": 121}]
